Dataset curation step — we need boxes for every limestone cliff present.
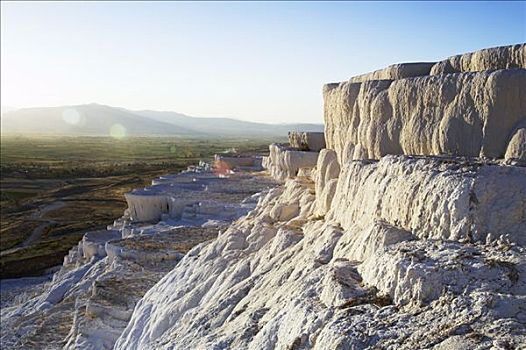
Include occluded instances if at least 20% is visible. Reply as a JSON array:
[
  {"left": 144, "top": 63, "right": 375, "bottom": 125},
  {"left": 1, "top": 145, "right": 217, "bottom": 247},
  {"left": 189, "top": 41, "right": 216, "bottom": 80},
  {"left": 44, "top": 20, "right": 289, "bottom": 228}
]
[
  {"left": 430, "top": 44, "right": 526, "bottom": 75},
  {"left": 324, "top": 44, "right": 526, "bottom": 164}
]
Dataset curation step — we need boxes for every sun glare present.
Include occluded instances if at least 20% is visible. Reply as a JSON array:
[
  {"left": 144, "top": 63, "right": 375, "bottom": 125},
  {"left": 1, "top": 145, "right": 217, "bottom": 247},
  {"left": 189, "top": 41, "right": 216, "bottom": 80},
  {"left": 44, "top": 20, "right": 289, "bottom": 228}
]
[
  {"left": 110, "top": 123, "right": 127, "bottom": 139},
  {"left": 62, "top": 108, "right": 82, "bottom": 125}
]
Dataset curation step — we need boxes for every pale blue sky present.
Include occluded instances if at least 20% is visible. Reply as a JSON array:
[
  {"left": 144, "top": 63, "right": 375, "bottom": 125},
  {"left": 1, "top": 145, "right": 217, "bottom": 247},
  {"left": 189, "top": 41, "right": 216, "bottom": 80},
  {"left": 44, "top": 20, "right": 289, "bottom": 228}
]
[{"left": 2, "top": 1, "right": 525, "bottom": 123}]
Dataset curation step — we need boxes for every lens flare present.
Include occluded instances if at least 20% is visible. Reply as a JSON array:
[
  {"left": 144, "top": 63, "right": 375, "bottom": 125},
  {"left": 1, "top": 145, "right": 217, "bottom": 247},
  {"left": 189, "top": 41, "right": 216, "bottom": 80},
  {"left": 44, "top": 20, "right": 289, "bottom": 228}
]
[
  {"left": 62, "top": 108, "right": 81, "bottom": 125},
  {"left": 214, "top": 159, "right": 233, "bottom": 177},
  {"left": 110, "top": 124, "right": 126, "bottom": 139}
]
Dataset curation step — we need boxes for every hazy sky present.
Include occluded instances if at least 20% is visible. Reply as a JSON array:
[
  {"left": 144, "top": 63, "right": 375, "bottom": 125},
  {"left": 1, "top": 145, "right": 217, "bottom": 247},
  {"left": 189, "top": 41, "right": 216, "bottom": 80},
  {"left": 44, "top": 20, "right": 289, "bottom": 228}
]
[{"left": 2, "top": 1, "right": 525, "bottom": 123}]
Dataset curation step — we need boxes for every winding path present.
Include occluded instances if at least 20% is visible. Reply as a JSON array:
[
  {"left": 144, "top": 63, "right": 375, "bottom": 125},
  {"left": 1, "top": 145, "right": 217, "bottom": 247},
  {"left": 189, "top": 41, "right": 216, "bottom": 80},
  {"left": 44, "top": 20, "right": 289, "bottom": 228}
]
[{"left": 0, "top": 201, "right": 66, "bottom": 256}]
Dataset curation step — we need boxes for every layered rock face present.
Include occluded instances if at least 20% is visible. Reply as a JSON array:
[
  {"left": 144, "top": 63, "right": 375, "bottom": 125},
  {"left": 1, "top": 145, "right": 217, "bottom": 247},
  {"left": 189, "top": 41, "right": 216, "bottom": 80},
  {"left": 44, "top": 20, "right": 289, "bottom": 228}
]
[
  {"left": 329, "top": 156, "right": 526, "bottom": 245},
  {"left": 349, "top": 62, "right": 435, "bottom": 82},
  {"left": 262, "top": 143, "right": 319, "bottom": 181},
  {"left": 324, "top": 44, "right": 526, "bottom": 164},
  {"left": 430, "top": 44, "right": 526, "bottom": 75},
  {"left": 116, "top": 156, "right": 525, "bottom": 349}
]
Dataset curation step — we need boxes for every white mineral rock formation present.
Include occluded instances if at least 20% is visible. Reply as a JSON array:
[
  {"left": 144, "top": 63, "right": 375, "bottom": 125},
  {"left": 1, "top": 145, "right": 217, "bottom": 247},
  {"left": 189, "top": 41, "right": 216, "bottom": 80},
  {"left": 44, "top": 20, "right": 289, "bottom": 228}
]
[
  {"left": 125, "top": 160, "right": 270, "bottom": 222},
  {"left": 349, "top": 62, "right": 435, "bottom": 83},
  {"left": 324, "top": 44, "right": 526, "bottom": 164},
  {"left": 329, "top": 156, "right": 526, "bottom": 246},
  {"left": 313, "top": 149, "right": 340, "bottom": 216},
  {"left": 115, "top": 156, "right": 525, "bottom": 350},
  {"left": 430, "top": 43, "right": 525, "bottom": 75},
  {"left": 113, "top": 45, "right": 525, "bottom": 349},
  {"left": 263, "top": 143, "right": 319, "bottom": 181}
]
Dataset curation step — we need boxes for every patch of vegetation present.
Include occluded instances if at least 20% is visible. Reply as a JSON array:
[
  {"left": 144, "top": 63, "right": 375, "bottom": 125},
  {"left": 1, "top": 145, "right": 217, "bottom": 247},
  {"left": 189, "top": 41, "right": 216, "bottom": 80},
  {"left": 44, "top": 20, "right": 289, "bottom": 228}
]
[
  {"left": 1, "top": 234, "right": 84, "bottom": 278},
  {"left": 0, "top": 135, "right": 276, "bottom": 180},
  {"left": 1, "top": 220, "right": 41, "bottom": 250}
]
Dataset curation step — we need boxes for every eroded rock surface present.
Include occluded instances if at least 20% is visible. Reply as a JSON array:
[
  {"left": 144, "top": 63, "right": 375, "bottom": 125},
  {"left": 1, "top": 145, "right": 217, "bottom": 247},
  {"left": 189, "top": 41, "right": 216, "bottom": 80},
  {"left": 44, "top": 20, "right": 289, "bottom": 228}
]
[
  {"left": 113, "top": 45, "right": 525, "bottom": 349},
  {"left": 430, "top": 43, "right": 526, "bottom": 75},
  {"left": 329, "top": 156, "right": 526, "bottom": 245},
  {"left": 349, "top": 62, "right": 435, "bottom": 83},
  {"left": 506, "top": 126, "right": 526, "bottom": 163},
  {"left": 115, "top": 157, "right": 525, "bottom": 350},
  {"left": 324, "top": 44, "right": 526, "bottom": 164},
  {"left": 262, "top": 143, "right": 319, "bottom": 181}
]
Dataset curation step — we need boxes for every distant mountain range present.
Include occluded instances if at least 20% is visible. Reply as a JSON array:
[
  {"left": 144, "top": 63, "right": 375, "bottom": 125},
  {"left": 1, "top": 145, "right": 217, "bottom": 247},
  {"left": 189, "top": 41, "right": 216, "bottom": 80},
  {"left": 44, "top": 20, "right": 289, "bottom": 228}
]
[{"left": 0, "top": 104, "right": 323, "bottom": 137}]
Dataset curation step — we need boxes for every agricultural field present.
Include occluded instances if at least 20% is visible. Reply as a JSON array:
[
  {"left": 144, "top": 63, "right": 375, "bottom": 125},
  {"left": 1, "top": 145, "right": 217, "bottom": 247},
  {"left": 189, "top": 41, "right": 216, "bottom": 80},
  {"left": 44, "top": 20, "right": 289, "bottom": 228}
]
[{"left": 0, "top": 135, "right": 277, "bottom": 278}]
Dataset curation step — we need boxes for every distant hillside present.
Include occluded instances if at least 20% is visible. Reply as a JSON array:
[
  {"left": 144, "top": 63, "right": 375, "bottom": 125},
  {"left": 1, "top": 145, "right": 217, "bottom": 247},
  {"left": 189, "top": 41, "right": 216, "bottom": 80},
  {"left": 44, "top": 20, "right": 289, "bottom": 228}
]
[
  {"left": 1, "top": 104, "right": 323, "bottom": 137},
  {"left": 135, "top": 110, "right": 323, "bottom": 137},
  {"left": 1, "top": 104, "right": 198, "bottom": 137}
]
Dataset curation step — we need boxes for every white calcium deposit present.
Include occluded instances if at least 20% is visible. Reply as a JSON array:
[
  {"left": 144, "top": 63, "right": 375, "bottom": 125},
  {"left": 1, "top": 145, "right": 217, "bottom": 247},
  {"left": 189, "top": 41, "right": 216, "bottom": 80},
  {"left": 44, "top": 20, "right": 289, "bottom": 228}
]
[
  {"left": 262, "top": 143, "right": 319, "bottom": 181},
  {"left": 114, "top": 156, "right": 525, "bottom": 350},
  {"left": 323, "top": 44, "right": 526, "bottom": 164},
  {"left": 430, "top": 44, "right": 525, "bottom": 75}
]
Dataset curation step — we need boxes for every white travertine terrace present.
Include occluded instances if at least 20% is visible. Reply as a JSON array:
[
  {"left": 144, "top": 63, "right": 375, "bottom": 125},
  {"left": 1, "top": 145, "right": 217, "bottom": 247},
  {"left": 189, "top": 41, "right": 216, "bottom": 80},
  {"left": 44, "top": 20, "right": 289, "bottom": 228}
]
[
  {"left": 430, "top": 43, "right": 526, "bottom": 75},
  {"left": 0, "top": 162, "right": 275, "bottom": 349},
  {"left": 324, "top": 69, "right": 526, "bottom": 164},
  {"left": 324, "top": 44, "right": 526, "bottom": 164},
  {"left": 349, "top": 62, "right": 435, "bottom": 83},
  {"left": 124, "top": 161, "right": 270, "bottom": 222},
  {"left": 329, "top": 156, "right": 526, "bottom": 246},
  {"left": 262, "top": 143, "right": 319, "bottom": 181},
  {"left": 115, "top": 156, "right": 525, "bottom": 350},
  {"left": 113, "top": 45, "right": 525, "bottom": 349},
  {"left": 124, "top": 185, "right": 204, "bottom": 222},
  {"left": 214, "top": 154, "right": 263, "bottom": 170}
]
